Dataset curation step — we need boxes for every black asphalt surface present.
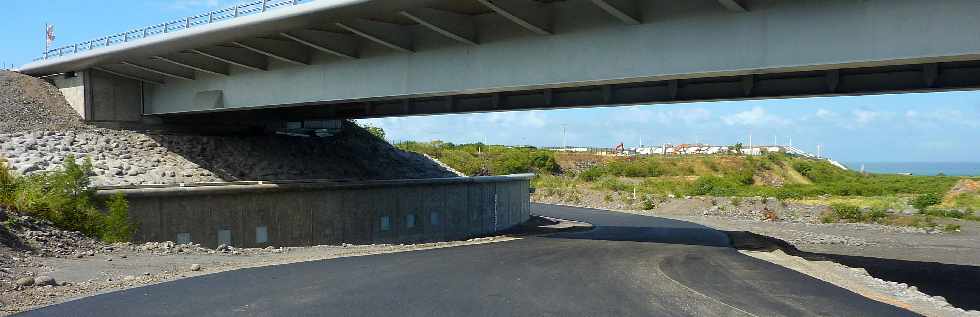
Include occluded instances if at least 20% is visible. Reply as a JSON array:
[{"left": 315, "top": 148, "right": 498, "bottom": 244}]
[{"left": 18, "top": 203, "right": 916, "bottom": 316}]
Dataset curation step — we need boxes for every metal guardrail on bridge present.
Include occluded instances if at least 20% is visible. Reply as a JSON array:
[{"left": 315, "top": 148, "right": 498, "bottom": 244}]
[{"left": 37, "top": 0, "right": 315, "bottom": 61}]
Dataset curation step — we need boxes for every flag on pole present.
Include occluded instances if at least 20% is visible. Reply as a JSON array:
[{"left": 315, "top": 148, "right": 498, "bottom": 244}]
[{"left": 45, "top": 24, "right": 56, "bottom": 46}]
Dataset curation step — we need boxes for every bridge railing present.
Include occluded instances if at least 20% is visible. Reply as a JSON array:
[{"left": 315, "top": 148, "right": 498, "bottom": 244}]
[{"left": 36, "top": 0, "right": 313, "bottom": 61}]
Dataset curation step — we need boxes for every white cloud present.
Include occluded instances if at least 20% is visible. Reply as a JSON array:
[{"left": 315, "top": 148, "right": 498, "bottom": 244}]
[
  {"left": 815, "top": 108, "right": 837, "bottom": 119},
  {"left": 721, "top": 107, "right": 789, "bottom": 126},
  {"left": 852, "top": 109, "right": 882, "bottom": 125},
  {"left": 904, "top": 109, "right": 979, "bottom": 128}
]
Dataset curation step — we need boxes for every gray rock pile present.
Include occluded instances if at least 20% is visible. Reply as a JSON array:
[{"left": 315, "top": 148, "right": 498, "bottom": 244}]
[
  {"left": 697, "top": 197, "right": 827, "bottom": 223},
  {"left": 0, "top": 71, "right": 85, "bottom": 133}
]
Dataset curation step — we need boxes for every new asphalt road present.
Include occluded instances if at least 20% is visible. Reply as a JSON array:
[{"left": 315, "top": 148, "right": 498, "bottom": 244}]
[{"left": 19, "top": 203, "right": 916, "bottom": 316}]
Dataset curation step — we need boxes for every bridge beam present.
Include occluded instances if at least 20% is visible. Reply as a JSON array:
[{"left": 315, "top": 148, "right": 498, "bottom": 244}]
[
  {"left": 400, "top": 8, "right": 478, "bottom": 45},
  {"left": 120, "top": 61, "right": 194, "bottom": 81},
  {"left": 717, "top": 0, "right": 748, "bottom": 12},
  {"left": 589, "top": 0, "right": 641, "bottom": 25},
  {"left": 336, "top": 19, "right": 413, "bottom": 53},
  {"left": 233, "top": 38, "right": 311, "bottom": 66},
  {"left": 476, "top": 0, "right": 552, "bottom": 36},
  {"left": 192, "top": 46, "right": 269, "bottom": 71},
  {"left": 153, "top": 52, "right": 230, "bottom": 76},
  {"left": 92, "top": 66, "right": 164, "bottom": 85},
  {"left": 280, "top": 30, "right": 359, "bottom": 59}
]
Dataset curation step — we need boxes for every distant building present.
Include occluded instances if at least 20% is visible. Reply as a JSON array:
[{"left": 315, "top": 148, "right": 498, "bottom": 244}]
[{"left": 631, "top": 144, "right": 801, "bottom": 157}]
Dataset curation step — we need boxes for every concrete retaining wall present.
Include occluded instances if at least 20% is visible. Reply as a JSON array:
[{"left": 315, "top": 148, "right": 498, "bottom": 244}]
[{"left": 95, "top": 174, "right": 532, "bottom": 248}]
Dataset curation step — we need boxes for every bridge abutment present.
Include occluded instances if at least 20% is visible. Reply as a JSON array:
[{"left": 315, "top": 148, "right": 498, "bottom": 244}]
[{"left": 49, "top": 69, "right": 145, "bottom": 123}]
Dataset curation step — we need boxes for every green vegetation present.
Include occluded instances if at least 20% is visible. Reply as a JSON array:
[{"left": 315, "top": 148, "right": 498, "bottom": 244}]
[
  {"left": 358, "top": 122, "right": 386, "bottom": 140},
  {"left": 397, "top": 141, "right": 560, "bottom": 176},
  {"left": 0, "top": 155, "right": 136, "bottom": 242},
  {"left": 548, "top": 153, "right": 959, "bottom": 200},
  {"left": 912, "top": 193, "right": 942, "bottom": 211},
  {"left": 396, "top": 141, "right": 976, "bottom": 226}
]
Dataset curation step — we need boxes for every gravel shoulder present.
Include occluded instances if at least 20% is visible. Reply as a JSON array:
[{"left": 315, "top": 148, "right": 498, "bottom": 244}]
[{"left": 533, "top": 194, "right": 980, "bottom": 316}]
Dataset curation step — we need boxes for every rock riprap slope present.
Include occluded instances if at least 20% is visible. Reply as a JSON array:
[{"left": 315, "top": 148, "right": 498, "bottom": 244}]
[{"left": 0, "top": 71, "right": 456, "bottom": 186}]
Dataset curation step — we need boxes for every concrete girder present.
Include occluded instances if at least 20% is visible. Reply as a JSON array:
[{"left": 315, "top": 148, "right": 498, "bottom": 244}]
[
  {"left": 191, "top": 46, "right": 269, "bottom": 71},
  {"left": 399, "top": 8, "right": 478, "bottom": 45},
  {"left": 335, "top": 19, "right": 413, "bottom": 53},
  {"left": 233, "top": 38, "right": 311, "bottom": 66},
  {"left": 120, "top": 61, "right": 195, "bottom": 81},
  {"left": 92, "top": 66, "right": 164, "bottom": 85},
  {"left": 153, "top": 52, "right": 230, "bottom": 76},
  {"left": 589, "top": 0, "right": 641, "bottom": 25},
  {"left": 717, "top": 0, "right": 748, "bottom": 12},
  {"left": 476, "top": 0, "right": 552, "bottom": 36},
  {"left": 280, "top": 30, "right": 359, "bottom": 59}
]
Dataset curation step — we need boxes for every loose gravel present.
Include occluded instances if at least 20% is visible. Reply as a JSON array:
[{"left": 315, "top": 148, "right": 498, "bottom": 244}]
[{"left": 0, "top": 71, "right": 85, "bottom": 134}]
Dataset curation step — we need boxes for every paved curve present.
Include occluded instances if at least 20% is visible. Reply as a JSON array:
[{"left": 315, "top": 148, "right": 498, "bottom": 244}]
[{"left": 19, "top": 203, "right": 915, "bottom": 316}]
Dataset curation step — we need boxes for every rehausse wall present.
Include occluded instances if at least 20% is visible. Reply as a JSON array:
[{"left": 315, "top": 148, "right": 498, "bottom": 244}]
[{"left": 95, "top": 174, "right": 532, "bottom": 248}]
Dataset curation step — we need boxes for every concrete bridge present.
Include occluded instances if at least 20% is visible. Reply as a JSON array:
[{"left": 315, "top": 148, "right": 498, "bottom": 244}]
[{"left": 18, "top": 0, "right": 980, "bottom": 128}]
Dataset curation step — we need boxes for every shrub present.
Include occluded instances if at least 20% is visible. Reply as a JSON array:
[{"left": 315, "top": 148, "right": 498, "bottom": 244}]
[
  {"left": 1, "top": 155, "right": 135, "bottom": 242},
  {"left": 820, "top": 211, "right": 838, "bottom": 223},
  {"left": 922, "top": 208, "right": 967, "bottom": 219},
  {"left": 102, "top": 193, "right": 135, "bottom": 243},
  {"left": 864, "top": 208, "right": 888, "bottom": 223},
  {"left": 641, "top": 199, "right": 656, "bottom": 210},
  {"left": 830, "top": 203, "right": 862, "bottom": 222},
  {"left": 912, "top": 193, "right": 942, "bottom": 211},
  {"left": 357, "top": 122, "right": 386, "bottom": 140},
  {"left": 578, "top": 167, "right": 603, "bottom": 182},
  {"left": 0, "top": 156, "right": 16, "bottom": 207},
  {"left": 943, "top": 224, "right": 961, "bottom": 232},
  {"left": 690, "top": 177, "right": 716, "bottom": 196}
]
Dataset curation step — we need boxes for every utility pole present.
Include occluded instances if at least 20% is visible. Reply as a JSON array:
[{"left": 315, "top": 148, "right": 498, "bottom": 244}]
[
  {"left": 773, "top": 136, "right": 777, "bottom": 146},
  {"left": 817, "top": 144, "right": 822, "bottom": 158},
  {"left": 748, "top": 133, "right": 753, "bottom": 155},
  {"left": 561, "top": 124, "right": 567, "bottom": 148},
  {"left": 788, "top": 136, "right": 793, "bottom": 147}
]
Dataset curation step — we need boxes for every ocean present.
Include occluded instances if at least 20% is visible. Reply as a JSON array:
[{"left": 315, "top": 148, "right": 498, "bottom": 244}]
[{"left": 844, "top": 162, "right": 980, "bottom": 177}]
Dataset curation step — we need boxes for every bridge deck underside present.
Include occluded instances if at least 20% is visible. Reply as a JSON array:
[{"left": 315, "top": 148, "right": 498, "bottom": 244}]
[{"left": 158, "top": 60, "right": 980, "bottom": 124}]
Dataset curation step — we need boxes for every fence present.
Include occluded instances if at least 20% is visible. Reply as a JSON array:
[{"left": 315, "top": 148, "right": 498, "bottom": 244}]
[{"left": 38, "top": 0, "right": 315, "bottom": 61}]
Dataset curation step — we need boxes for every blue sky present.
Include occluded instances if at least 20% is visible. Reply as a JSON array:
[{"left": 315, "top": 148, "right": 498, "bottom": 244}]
[
  {"left": 360, "top": 92, "right": 980, "bottom": 163},
  {"left": 3, "top": 1, "right": 979, "bottom": 163}
]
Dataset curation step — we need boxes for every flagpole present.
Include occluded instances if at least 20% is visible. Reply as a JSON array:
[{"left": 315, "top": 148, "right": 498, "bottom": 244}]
[{"left": 43, "top": 23, "right": 48, "bottom": 58}]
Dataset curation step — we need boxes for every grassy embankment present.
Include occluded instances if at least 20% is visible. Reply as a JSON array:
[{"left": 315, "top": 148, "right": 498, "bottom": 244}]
[{"left": 400, "top": 141, "right": 979, "bottom": 230}]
